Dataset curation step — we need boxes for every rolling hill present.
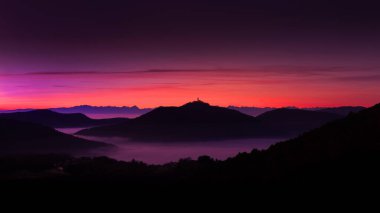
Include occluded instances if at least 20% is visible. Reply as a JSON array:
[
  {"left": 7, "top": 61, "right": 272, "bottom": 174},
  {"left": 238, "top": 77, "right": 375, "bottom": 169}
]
[
  {"left": 0, "top": 118, "right": 111, "bottom": 154},
  {"left": 77, "top": 100, "right": 260, "bottom": 141},
  {"left": 317, "top": 106, "right": 365, "bottom": 116},
  {"left": 0, "top": 109, "right": 128, "bottom": 128},
  {"left": 256, "top": 108, "right": 342, "bottom": 136}
]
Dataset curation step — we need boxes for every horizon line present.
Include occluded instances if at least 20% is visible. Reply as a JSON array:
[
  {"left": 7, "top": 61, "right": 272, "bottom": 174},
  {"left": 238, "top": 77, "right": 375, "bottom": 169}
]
[{"left": 0, "top": 102, "right": 368, "bottom": 111}]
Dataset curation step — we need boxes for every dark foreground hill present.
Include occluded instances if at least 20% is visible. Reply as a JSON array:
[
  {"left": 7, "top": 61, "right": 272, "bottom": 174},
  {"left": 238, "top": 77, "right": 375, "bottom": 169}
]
[
  {"left": 77, "top": 101, "right": 341, "bottom": 141},
  {"left": 0, "top": 118, "right": 111, "bottom": 154},
  {"left": 1, "top": 103, "right": 380, "bottom": 192},
  {"left": 265, "top": 103, "right": 380, "bottom": 164},
  {"left": 0, "top": 109, "right": 128, "bottom": 128}
]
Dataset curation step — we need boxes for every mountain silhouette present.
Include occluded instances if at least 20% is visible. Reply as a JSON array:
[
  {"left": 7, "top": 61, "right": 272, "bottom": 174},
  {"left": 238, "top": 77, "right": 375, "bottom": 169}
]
[
  {"left": 136, "top": 100, "right": 256, "bottom": 123},
  {"left": 317, "top": 106, "right": 365, "bottom": 116},
  {"left": 0, "top": 118, "right": 111, "bottom": 154},
  {"left": 4, "top": 102, "right": 380, "bottom": 192},
  {"left": 0, "top": 105, "right": 364, "bottom": 117},
  {"left": 77, "top": 100, "right": 260, "bottom": 141},
  {"left": 265, "top": 103, "right": 380, "bottom": 165},
  {"left": 0, "top": 109, "right": 128, "bottom": 128},
  {"left": 256, "top": 108, "right": 342, "bottom": 136},
  {"left": 77, "top": 101, "right": 342, "bottom": 141}
]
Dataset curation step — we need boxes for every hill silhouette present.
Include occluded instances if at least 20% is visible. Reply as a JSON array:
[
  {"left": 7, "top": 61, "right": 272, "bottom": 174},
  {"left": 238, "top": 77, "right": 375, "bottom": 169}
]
[
  {"left": 0, "top": 118, "right": 111, "bottom": 154},
  {"left": 0, "top": 109, "right": 128, "bottom": 128},
  {"left": 264, "top": 103, "right": 380, "bottom": 165},
  {"left": 77, "top": 100, "right": 261, "bottom": 141},
  {"left": 136, "top": 100, "right": 255, "bottom": 123},
  {"left": 256, "top": 108, "right": 341, "bottom": 136},
  {"left": 317, "top": 106, "right": 365, "bottom": 116},
  {"left": 77, "top": 101, "right": 342, "bottom": 141}
]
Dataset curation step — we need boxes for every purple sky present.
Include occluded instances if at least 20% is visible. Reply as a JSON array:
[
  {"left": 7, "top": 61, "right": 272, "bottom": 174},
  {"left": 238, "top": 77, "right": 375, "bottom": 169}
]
[{"left": 1, "top": 0, "right": 380, "bottom": 108}]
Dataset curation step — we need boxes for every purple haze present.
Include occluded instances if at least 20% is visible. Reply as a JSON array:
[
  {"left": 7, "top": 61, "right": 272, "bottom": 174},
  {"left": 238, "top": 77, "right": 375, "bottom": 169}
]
[{"left": 57, "top": 128, "right": 284, "bottom": 164}]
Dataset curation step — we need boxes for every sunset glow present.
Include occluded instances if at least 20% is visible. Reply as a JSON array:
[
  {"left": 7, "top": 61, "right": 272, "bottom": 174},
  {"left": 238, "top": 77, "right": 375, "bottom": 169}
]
[
  {"left": 1, "top": 1, "right": 379, "bottom": 109},
  {"left": 1, "top": 67, "right": 380, "bottom": 109}
]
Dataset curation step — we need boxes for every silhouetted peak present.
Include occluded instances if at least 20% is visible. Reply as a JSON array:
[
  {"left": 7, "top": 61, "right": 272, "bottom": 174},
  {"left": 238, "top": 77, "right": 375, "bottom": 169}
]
[
  {"left": 181, "top": 99, "right": 211, "bottom": 108},
  {"left": 130, "top": 105, "right": 139, "bottom": 110}
]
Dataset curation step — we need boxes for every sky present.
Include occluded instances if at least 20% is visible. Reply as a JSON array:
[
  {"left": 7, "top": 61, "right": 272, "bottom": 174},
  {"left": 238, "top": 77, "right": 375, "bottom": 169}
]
[{"left": 1, "top": 0, "right": 380, "bottom": 109}]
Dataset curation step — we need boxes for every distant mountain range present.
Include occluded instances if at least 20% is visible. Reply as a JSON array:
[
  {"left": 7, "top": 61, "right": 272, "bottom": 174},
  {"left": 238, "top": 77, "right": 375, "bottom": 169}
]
[
  {"left": 229, "top": 106, "right": 365, "bottom": 116},
  {"left": 0, "top": 109, "right": 129, "bottom": 128},
  {"left": 50, "top": 105, "right": 152, "bottom": 118},
  {"left": 0, "top": 105, "right": 364, "bottom": 118},
  {"left": 77, "top": 100, "right": 345, "bottom": 141},
  {"left": 0, "top": 118, "right": 110, "bottom": 154},
  {"left": 315, "top": 106, "right": 366, "bottom": 116},
  {"left": 0, "top": 102, "right": 365, "bottom": 141}
]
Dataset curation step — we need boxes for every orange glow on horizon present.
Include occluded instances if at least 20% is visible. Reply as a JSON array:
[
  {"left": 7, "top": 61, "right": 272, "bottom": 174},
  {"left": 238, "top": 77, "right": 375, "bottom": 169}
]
[{"left": 1, "top": 68, "right": 380, "bottom": 110}]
